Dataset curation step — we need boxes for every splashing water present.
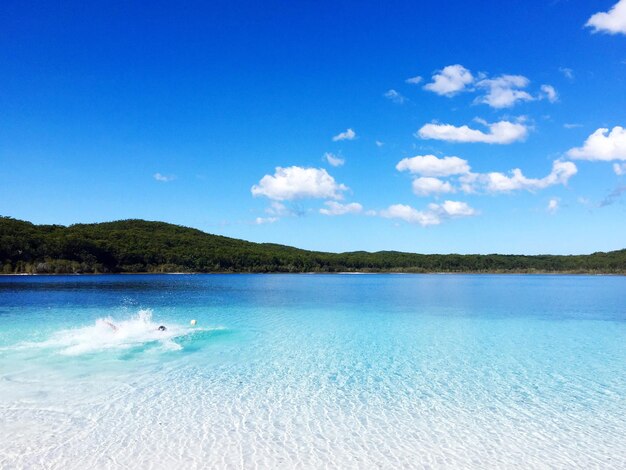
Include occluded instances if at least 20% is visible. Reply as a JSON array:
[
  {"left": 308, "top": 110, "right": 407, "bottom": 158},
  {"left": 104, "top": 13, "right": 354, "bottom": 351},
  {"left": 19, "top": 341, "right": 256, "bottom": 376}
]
[{"left": 17, "top": 309, "right": 197, "bottom": 356}]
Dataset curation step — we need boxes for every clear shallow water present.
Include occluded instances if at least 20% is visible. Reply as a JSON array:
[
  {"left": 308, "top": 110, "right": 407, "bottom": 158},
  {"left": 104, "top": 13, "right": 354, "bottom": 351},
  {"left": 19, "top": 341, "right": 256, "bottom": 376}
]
[{"left": 0, "top": 274, "right": 625, "bottom": 469}]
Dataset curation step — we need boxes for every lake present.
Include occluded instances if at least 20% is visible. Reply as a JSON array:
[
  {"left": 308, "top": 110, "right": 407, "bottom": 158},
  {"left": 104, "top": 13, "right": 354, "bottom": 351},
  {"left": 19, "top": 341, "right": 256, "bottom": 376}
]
[{"left": 1, "top": 274, "right": 625, "bottom": 468}]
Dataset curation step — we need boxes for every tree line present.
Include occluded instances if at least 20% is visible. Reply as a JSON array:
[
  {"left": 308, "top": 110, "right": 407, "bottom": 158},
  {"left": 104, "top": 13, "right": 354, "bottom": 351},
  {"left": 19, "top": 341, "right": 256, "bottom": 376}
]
[{"left": 1, "top": 216, "right": 625, "bottom": 274}]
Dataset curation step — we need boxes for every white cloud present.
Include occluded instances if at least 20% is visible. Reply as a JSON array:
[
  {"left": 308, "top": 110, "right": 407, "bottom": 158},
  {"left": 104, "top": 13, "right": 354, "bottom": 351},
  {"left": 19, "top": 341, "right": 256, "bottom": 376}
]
[
  {"left": 559, "top": 67, "right": 574, "bottom": 80},
  {"left": 384, "top": 89, "right": 406, "bottom": 104},
  {"left": 153, "top": 173, "right": 175, "bottom": 182},
  {"left": 436, "top": 200, "right": 477, "bottom": 217},
  {"left": 585, "top": 0, "right": 626, "bottom": 35},
  {"left": 460, "top": 160, "right": 577, "bottom": 193},
  {"left": 397, "top": 155, "right": 575, "bottom": 196},
  {"left": 255, "top": 217, "right": 278, "bottom": 224},
  {"left": 324, "top": 152, "right": 345, "bottom": 167},
  {"left": 566, "top": 126, "right": 626, "bottom": 161},
  {"left": 380, "top": 204, "right": 441, "bottom": 226},
  {"left": 475, "top": 75, "right": 534, "bottom": 108},
  {"left": 319, "top": 201, "right": 363, "bottom": 216},
  {"left": 423, "top": 64, "right": 474, "bottom": 96},
  {"left": 540, "top": 84, "right": 558, "bottom": 103},
  {"left": 417, "top": 119, "right": 528, "bottom": 144},
  {"left": 405, "top": 75, "right": 423, "bottom": 84},
  {"left": 375, "top": 140, "right": 384, "bottom": 147},
  {"left": 396, "top": 154, "right": 470, "bottom": 177},
  {"left": 421, "top": 65, "right": 557, "bottom": 108},
  {"left": 411, "top": 177, "right": 454, "bottom": 196},
  {"left": 332, "top": 128, "right": 356, "bottom": 141},
  {"left": 380, "top": 200, "right": 477, "bottom": 226},
  {"left": 614, "top": 163, "right": 626, "bottom": 175},
  {"left": 251, "top": 166, "right": 348, "bottom": 201},
  {"left": 547, "top": 198, "right": 560, "bottom": 214},
  {"left": 564, "top": 123, "right": 583, "bottom": 129}
]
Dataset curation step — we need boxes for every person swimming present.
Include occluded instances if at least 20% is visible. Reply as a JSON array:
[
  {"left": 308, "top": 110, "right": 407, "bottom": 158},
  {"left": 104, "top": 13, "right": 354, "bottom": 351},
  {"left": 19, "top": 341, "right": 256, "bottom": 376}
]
[{"left": 104, "top": 320, "right": 167, "bottom": 332}]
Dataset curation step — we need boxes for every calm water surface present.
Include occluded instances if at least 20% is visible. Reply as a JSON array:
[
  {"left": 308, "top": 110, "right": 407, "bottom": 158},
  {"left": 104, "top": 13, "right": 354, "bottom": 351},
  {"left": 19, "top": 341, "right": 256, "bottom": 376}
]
[{"left": 0, "top": 274, "right": 625, "bottom": 469}]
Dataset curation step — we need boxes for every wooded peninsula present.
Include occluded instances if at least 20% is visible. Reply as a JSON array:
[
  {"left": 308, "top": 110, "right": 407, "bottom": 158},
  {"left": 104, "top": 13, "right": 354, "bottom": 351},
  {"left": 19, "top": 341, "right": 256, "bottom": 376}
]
[{"left": 1, "top": 216, "right": 624, "bottom": 274}]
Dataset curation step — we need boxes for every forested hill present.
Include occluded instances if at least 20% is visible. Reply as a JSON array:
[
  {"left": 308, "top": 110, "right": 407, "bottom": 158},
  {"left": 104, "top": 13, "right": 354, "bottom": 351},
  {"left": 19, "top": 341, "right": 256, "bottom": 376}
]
[{"left": 1, "top": 216, "right": 625, "bottom": 274}]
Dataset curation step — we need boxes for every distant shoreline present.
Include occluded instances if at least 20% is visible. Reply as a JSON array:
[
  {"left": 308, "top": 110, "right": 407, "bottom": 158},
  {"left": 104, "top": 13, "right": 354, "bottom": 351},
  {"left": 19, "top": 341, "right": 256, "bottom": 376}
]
[{"left": 3, "top": 216, "right": 624, "bottom": 276}]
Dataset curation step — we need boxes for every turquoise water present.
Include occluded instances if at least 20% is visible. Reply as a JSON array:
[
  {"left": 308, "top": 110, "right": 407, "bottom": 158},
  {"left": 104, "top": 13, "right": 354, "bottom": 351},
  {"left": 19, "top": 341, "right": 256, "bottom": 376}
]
[{"left": 1, "top": 274, "right": 625, "bottom": 469}]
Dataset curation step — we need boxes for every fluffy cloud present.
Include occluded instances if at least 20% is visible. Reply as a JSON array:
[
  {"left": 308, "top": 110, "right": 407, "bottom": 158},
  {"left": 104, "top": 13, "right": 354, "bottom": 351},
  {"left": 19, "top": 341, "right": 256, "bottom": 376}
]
[
  {"left": 324, "top": 152, "right": 345, "bottom": 167},
  {"left": 614, "top": 163, "right": 626, "bottom": 175},
  {"left": 380, "top": 204, "right": 441, "bottom": 226},
  {"left": 380, "top": 200, "right": 477, "bottom": 226},
  {"left": 153, "top": 173, "right": 175, "bottom": 182},
  {"left": 437, "top": 200, "right": 477, "bottom": 217},
  {"left": 460, "top": 160, "right": 577, "bottom": 193},
  {"left": 411, "top": 177, "right": 454, "bottom": 196},
  {"left": 421, "top": 65, "right": 556, "bottom": 108},
  {"left": 475, "top": 75, "right": 534, "bottom": 108},
  {"left": 332, "top": 128, "right": 356, "bottom": 141},
  {"left": 417, "top": 119, "right": 528, "bottom": 144},
  {"left": 405, "top": 75, "right": 423, "bottom": 84},
  {"left": 540, "top": 84, "right": 558, "bottom": 103},
  {"left": 319, "top": 201, "right": 363, "bottom": 216},
  {"left": 251, "top": 166, "right": 348, "bottom": 201},
  {"left": 547, "top": 198, "right": 560, "bottom": 214},
  {"left": 566, "top": 126, "right": 626, "bottom": 161},
  {"left": 396, "top": 155, "right": 470, "bottom": 176},
  {"left": 384, "top": 89, "right": 406, "bottom": 104},
  {"left": 585, "top": 0, "right": 626, "bottom": 35},
  {"left": 397, "top": 155, "right": 576, "bottom": 195},
  {"left": 423, "top": 64, "right": 474, "bottom": 96}
]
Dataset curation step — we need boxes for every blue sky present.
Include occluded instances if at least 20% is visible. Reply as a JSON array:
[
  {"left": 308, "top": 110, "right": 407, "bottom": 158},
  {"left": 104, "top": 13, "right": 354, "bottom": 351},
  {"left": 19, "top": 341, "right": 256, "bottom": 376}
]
[{"left": 1, "top": 0, "right": 625, "bottom": 254}]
